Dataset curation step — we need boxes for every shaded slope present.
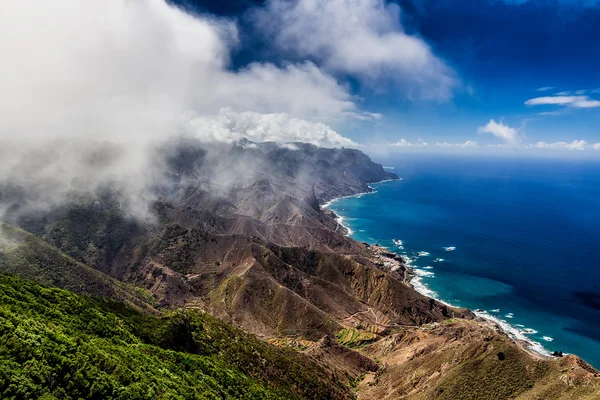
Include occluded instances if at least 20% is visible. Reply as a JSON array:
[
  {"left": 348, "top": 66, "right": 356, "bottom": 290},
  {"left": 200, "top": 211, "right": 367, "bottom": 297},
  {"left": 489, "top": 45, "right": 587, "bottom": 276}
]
[{"left": 0, "top": 222, "right": 155, "bottom": 312}]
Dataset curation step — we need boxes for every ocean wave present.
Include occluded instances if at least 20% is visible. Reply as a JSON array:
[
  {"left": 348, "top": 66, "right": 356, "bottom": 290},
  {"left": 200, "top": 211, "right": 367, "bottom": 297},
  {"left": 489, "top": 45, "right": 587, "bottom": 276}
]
[
  {"left": 321, "top": 189, "right": 377, "bottom": 209},
  {"left": 334, "top": 215, "right": 354, "bottom": 235},
  {"left": 443, "top": 246, "right": 456, "bottom": 252},
  {"left": 400, "top": 255, "right": 413, "bottom": 265},
  {"left": 473, "top": 311, "right": 550, "bottom": 356},
  {"left": 370, "top": 178, "right": 400, "bottom": 184},
  {"left": 520, "top": 328, "right": 538, "bottom": 335},
  {"left": 434, "top": 258, "right": 445, "bottom": 262},
  {"left": 418, "top": 251, "right": 431, "bottom": 257},
  {"left": 414, "top": 269, "right": 435, "bottom": 277},
  {"left": 543, "top": 336, "right": 554, "bottom": 342},
  {"left": 411, "top": 276, "right": 439, "bottom": 298}
]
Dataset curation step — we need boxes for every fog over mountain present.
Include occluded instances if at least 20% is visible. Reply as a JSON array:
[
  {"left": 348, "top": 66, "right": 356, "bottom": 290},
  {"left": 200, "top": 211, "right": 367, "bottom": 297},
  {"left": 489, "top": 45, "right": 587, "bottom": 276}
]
[{"left": 0, "top": 0, "right": 367, "bottom": 220}]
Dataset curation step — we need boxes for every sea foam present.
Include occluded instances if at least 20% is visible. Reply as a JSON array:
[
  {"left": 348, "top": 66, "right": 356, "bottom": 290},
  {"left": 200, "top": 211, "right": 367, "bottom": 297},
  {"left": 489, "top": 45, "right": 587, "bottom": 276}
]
[
  {"left": 414, "top": 269, "right": 435, "bottom": 277},
  {"left": 473, "top": 311, "right": 550, "bottom": 356}
]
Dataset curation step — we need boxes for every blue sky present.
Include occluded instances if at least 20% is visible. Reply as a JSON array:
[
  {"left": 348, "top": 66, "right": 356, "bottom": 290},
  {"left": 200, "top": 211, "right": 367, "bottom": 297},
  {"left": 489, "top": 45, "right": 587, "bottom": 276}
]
[
  {"left": 2, "top": 0, "right": 598, "bottom": 156},
  {"left": 170, "top": 0, "right": 600, "bottom": 153}
]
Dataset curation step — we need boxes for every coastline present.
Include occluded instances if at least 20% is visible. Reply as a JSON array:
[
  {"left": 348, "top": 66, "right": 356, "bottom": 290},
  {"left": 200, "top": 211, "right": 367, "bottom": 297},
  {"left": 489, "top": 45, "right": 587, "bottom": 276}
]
[
  {"left": 322, "top": 178, "right": 555, "bottom": 361},
  {"left": 321, "top": 179, "right": 401, "bottom": 235}
]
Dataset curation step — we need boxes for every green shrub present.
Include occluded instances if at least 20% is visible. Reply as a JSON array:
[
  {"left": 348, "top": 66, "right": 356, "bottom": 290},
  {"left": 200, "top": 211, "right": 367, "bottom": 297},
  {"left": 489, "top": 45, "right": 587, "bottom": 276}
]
[{"left": 0, "top": 274, "right": 350, "bottom": 400}]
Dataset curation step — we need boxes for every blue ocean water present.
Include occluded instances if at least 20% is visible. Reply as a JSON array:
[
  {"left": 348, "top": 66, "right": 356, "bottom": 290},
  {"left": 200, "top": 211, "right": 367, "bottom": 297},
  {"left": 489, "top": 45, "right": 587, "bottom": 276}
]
[{"left": 328, "top": 154, "right": 600, "bottom": 367}]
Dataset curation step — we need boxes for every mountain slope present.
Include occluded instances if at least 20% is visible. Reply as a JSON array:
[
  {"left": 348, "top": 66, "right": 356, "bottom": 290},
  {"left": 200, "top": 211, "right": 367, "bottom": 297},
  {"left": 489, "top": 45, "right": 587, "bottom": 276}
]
[
  {"left": 0, "top": 222, "right": 154, "bottom": 312},
  {"left": 357, "top": 319, "right": 600, "bottom": 400},
  {"left": 2, "top": 140, "right": 599, "bottom": 399},
  {"left": 0, "top": 273, "right": 352, "bottom": 400},
  {"left": 127, "top": 223, "right": 471, "bottom": 339}
]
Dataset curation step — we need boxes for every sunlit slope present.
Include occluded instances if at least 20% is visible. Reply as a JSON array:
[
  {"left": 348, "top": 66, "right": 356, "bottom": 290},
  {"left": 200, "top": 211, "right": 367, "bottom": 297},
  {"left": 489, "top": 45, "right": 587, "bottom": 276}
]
[{"left": 0, "top": 273, "right": 351, "bottom": 399}]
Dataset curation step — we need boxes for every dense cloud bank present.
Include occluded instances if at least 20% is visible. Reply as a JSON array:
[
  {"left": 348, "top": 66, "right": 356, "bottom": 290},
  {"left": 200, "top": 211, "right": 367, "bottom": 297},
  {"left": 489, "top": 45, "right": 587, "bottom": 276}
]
[{"left": 0, "top": 0, "right": 370, "bottom": 219}]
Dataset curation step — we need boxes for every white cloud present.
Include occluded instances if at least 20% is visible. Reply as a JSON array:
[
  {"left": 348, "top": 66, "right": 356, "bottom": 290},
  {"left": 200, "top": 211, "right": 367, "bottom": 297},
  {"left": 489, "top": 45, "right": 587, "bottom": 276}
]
[
  {"left": 434, "top": 141, "right": 478, "bottom": 148},
  {"left": 348, "top": 111, "right": 384, "bottom": 121},
  {"left": 0, "top": 0, "right": 368, "bottom": 146},
  {"left": 477, "top": 120, "right": 520, "bottom": 146},
  {"left": 539, "top": 110, "right": 569, "bottom": 116},
  {"left": 384, "top": 134, "right": 600, "bottom": 154},
  {"left": 534, "top": 140, "right": 588, "bottom": 151},
  {"left": 0, "top": 0, "right": 368, "bottom": 219},
  {"left": 391, "top": 138, "right": 429, "bottom": 147},
  {"left": 252, "top": 0, "right": 458, "bottom": 100},
  {"left": 554, "top": 89, "right": 589, "bottom": 96},
  {"left": 390, "top": 139, "right": 477, "bottom": 149},
  {"left": 525, "top": 96, "right": 600, "bottom": 108},
  {"left": 477, "top": 118, "right": 598, "bottom": 153},
  {"left": 187, "top": 108, "right": 358, "bottom": 148},
  {"left": 572, "top": 99, "right": 600, "bottom": 108},
  {"left": 278, "top": 143, "right": 300, "bottom": 151},
  {"left": 537, "top": 86, "right": 554, "bottom": 91}
]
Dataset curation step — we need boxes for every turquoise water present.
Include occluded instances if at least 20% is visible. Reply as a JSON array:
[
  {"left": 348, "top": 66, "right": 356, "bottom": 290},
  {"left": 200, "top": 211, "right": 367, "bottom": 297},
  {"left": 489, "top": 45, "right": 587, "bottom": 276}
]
[{"left": 328, "top": 154, "right": 600, "bottom": 367}]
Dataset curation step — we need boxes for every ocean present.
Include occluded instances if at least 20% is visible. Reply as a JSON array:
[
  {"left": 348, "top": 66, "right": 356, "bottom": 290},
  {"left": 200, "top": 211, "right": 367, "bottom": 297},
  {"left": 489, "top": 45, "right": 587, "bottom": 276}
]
[{"left": 327, "top": 154, "right": 600, "bottom": 367}]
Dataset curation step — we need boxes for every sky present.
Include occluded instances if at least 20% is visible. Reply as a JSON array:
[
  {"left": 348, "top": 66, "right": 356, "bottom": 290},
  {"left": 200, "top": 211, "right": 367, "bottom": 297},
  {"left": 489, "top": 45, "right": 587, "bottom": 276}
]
[
  {"left": 171, "top": 0, "right": 600, "bottom": 155},
  {"left": 1, "top": 0, "right": 599, "bottom": 157}
]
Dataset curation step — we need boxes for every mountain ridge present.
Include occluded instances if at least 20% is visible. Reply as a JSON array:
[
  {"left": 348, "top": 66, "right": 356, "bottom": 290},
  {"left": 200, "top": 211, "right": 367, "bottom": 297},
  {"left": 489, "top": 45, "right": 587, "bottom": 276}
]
[{"left": 1, "top": 139, "right": 599, "bottom": 399}]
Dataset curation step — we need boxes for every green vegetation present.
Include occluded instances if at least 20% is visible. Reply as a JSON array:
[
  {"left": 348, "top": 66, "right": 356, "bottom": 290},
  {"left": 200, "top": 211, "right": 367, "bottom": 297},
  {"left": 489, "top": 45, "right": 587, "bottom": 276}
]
[
  {"left": 0, "top": 274, "right": 351, "bottom": 399},
  {"left": 336, "top": 328, "right": 378, "bottom": 348},
  {"left": 432, "top": 340, "right": 551, "bottom": 399},
  {"left": 42, "top": 202, "right": 141, "bottom": 270}
]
